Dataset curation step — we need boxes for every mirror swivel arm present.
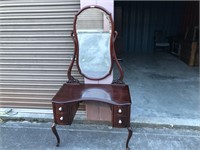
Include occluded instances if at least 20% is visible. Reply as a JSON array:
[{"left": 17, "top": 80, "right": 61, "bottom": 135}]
[
  {"left": 67, "top": 31, "right": 79, "bottom": 83},
  {"left": 112, "top": 31, "right": 124, "bottom": 84}
]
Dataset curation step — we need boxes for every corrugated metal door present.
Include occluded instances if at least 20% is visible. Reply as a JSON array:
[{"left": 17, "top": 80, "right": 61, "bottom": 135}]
[{"left": 0, "top": 0, "right": 84, "bottom": 110}]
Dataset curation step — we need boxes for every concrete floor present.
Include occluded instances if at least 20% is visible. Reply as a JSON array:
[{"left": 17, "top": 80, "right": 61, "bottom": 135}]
[
  {"left": 118, "top": 52, "right": 200, "bottom": 127},
  {"left": 1, "top": 121, "right": 200, "bottom": 150}
]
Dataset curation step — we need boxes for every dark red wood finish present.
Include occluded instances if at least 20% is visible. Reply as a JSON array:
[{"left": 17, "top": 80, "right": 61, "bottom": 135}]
[
  {"left": 52, "top": 83, "right": 131, "bottom": 105},
  {"left": 52, "top": 83, "right": 132, "bottom": 149},
  {"left": 67, "top": 5, "right": 124, "bottom": 82},
  {"left": 51, "top": 5, "right": 132, "bottom": 150},
  {"left": 52, "top": 83, "right": 131, "bottom": 126}
]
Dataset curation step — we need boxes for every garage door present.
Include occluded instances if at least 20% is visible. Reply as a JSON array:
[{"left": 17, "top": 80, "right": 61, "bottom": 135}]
[{"left": 0, "top": 0, "right": 84, "bottom": 110}]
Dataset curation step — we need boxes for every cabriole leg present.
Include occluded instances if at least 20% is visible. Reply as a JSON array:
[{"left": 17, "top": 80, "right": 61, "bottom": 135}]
[
  {"left": 51, "top": 123, "right": 60, "bottom": 146},
  {"left": 126, "top": 127, "right": 133, "bottom": 150}
]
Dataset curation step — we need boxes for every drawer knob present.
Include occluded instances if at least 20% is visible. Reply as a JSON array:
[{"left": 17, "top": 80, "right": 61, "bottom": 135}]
[
  {"left": 118, "top": 119, "right": 122, "bottom": 124},
  {"left": 58, "top": 107, "right": 62, "bottom": 111},
  {"left": 118, "top": 108, "right": 122, "bottom": 113},
  {"left": 60, "top": 116, "right": 63, "bottom": 121}
]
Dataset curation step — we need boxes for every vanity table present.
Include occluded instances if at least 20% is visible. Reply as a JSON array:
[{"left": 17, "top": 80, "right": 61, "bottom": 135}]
[
  {"left": 52, "top": 83, "right": 132, "bottom": 148},
  {"left": 51, "top": 5, "right": 132, "bottom": 150}
]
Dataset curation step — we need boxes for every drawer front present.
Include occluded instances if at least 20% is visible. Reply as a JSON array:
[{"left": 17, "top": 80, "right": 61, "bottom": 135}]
[
  {"left": 52, "top": 103, "right": 70, "bottom": 125},
  {"left": 113, "top": 116, "right": 130, "bottom": 128},
  {"left": 113, "top": 105, "right": 129, "bottom": 117},
  {"left": 52, "top": 102, "right": 79, "bottom": 125},
  {"left": 112, "top": 105, "right": 130, "bottom": 128}
]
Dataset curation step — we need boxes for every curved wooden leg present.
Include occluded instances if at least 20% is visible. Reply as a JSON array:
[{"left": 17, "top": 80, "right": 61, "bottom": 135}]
[
  {"left": 51, "top": 123, "right": 60, "bottom": 146},
  {"left": 126, "top": 127, "right": 133, "bottom": 150}
]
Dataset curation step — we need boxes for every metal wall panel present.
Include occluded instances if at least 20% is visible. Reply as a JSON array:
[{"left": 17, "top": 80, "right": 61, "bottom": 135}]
[
  {"left": 0, "top": 0, "right": 84, "bottom": 110},
  {"left": 115, "top": 1, "right": 185, "bottom": 53}
]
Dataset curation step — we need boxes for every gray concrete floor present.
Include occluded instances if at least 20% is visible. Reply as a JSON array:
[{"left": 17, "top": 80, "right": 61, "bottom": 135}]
[
  {"left": 118, "top": 52, "right": 200, "bottom": 127},
  {"left": 0, "top": 121, "right": 200, "bottom": 150}
]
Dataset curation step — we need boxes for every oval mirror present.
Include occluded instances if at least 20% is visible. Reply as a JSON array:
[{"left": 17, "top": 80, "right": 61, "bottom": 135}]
[{"left": 75, "top": 6, "right": 113, "bottom": 79}]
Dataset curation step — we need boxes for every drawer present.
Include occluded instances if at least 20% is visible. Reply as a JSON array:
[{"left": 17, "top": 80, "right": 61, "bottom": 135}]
[
  {"left": 52, "top": 102, "right": 79, "bottom": 125},
  {"left": 113, "top": 116, "right": 130, "bottom": 128},
  {"left": 113, "top": 105, "right": 130, "bottom": 116}
]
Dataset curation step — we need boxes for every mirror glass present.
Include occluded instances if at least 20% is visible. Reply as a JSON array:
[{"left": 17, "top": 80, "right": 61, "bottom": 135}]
[{"left": 76, "top": 8, "right": 112, "bottom": 79}]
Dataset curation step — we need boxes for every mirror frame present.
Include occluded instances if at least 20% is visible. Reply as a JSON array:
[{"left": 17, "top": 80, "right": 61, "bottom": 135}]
[{"left": 68, "top": 5, "right": 124, "bottom": 82}]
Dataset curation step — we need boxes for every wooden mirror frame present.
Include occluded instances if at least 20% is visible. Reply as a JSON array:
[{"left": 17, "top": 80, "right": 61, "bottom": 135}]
[{"left": 67, "top": 5, "right": 124, "bottom": 83}]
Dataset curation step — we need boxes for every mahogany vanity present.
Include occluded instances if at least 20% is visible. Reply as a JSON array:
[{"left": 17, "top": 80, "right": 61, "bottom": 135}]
[{"left": 51, "top": 5, "right": 132, "bottom": 150}]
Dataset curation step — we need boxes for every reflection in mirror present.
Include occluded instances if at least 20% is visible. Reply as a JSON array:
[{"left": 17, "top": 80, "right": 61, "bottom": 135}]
[
  {"left": 76, "top": 8, "right": 111, "bottom": 32},
  {"left": 76, "top": 8, "right": 112, "bottom": 79},
  {"left": 78, "top": 32, "right": 111, "bottom": 78},
  {"left": 82, "top": 88, "right": 111, "bottom": 101}
]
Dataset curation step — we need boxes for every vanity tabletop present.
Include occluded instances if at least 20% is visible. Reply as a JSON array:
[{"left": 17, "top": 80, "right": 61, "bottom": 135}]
[{"left": 52, "top": 83, "right": 131, "bottom": 105}]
